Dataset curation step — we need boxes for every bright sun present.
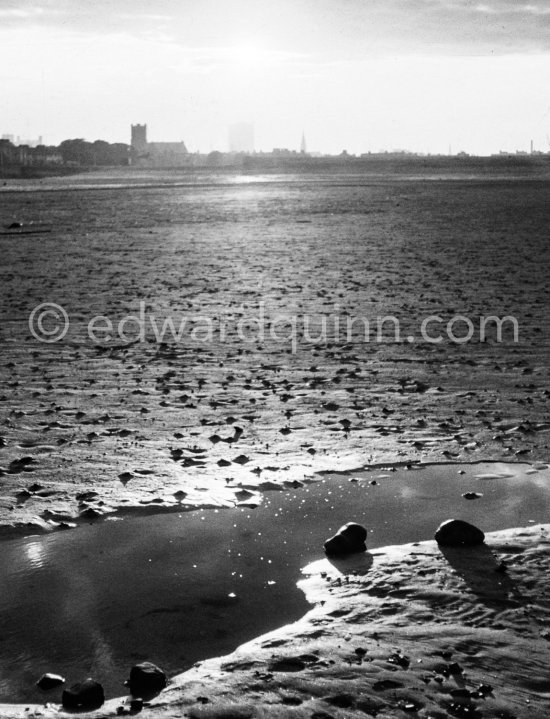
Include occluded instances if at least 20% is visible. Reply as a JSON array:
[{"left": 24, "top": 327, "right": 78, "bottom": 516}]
[{"left": 230, "top": 43, "right": 267, "bottom": 67}]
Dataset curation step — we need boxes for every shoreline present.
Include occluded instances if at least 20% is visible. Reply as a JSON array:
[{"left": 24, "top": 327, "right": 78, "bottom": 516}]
[
  {"left": 2, "top": 521, "right": 548, "bottom": 717},
  {"left": 0, "top": 458, "right": 544, "bottom": 542}
]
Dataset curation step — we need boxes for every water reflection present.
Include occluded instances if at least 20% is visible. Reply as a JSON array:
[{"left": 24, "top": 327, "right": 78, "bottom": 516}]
[
  {"left": 0, "top": 461, "right": 548, "bottom": 703},
  {"left": 24, "top": 541, "right": 46, "bottom": 569}
]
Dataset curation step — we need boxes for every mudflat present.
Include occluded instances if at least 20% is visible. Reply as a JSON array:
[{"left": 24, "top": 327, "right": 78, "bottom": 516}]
[
  {"left": 0, "top": 166, "right": 549, "bottom": 716},
  {"left": 0, "top": 168, "right": 548, "bottom": 532}
]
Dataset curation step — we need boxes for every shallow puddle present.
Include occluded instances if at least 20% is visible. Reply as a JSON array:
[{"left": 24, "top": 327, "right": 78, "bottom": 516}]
[{"left": 0, "top": 461, "right": 549, "bottom": 702}]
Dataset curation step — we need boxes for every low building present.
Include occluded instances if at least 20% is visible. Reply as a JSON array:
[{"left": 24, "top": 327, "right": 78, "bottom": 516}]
[
  {"left": 145, "top": 141, "right": 189, "bottom": 166},
  {"left": 131, "top": 124, "right": 190, "bottom": 166}
]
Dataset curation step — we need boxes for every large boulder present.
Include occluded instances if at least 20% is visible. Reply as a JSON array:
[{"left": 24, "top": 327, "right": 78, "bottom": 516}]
[
  {"left": 127, "top": 662, "right": 167, "bottom": 697},
  {"left": 435, "top": 519, "right": 485, "bottom": 547},
  {"left": 62, "top": 678, "right": 104, "bottom": 710},
  {"left": 324, "top": 522, "right": 367, "bottom": 556}
]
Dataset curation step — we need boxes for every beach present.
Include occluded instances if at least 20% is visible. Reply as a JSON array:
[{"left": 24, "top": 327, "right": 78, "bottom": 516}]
[{"left": 0, "top": 166, "right": 549, "bottom": 715}]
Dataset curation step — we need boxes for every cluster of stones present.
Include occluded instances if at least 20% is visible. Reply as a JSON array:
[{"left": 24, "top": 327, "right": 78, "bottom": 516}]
[{"left": 36, "top": 661, "right": 167, "bottom": 713}]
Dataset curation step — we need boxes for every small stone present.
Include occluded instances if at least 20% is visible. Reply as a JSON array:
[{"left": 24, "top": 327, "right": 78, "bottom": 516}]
[
  {"left": 126, "top": 662, "right": 167, "bottom": 696},
  {"left": 435, "top": 519, "right": 485, "bottom": 546},
  {"left": 62, "top": 678, "right": 104, "bottom": 710},
  {"left": 130, "top": 697, "right": 144, "bottom": 713},
  {"left": 80, "top": 507, "right": 102, "bottom": 519},
  {"left": 387, "top": 653, "right": 410, "bottom": 668},
  {"left": 324, "top": 522, "right": 367, "bottom": 556},
  {"left": 448, "top": 662, "right": 464, "bottom": 675},
  {"left": 462, "top": 492, "right": 482, "bottom": 500},
  {"left": 36, "top": 673, "right": 65, "bottom": 690}
]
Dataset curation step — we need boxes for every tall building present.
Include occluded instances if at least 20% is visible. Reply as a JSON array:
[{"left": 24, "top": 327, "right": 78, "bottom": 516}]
[
  {"left": 228, "top": 123, "right": 254, "bottom": 153},
  {"left": 131, "top": 124, "right": 147, "bottom": 153},
  {"left": 300, "top": 131, "right": 307, "bottom": 154}
]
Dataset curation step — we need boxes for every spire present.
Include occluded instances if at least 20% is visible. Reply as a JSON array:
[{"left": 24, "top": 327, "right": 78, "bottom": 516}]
[{"left": 300, "top": 131, "right": 307, "bottom": 154}]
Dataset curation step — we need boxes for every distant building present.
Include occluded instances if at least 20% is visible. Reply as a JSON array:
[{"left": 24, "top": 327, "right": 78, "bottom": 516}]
[
  {"left": 228, "top": 123, "right": 254, "bottom": 153},
  {"left": 272, "top": 148, "right": 298, "bottom": 156},
  {"left": 145, "top": 141, "right": 188, "bottom": 166},
  {"left": 17, "top": 135, "right": 43, "bottom": 148},
  {"left": 130, "top": 123, "right": 191, "bottom": 166},
  {"left": 300, "top": 132, "right": 307, "bottom": 154},
  {"left": 131, "top": 124, "right": 148, "bottom": 153}
]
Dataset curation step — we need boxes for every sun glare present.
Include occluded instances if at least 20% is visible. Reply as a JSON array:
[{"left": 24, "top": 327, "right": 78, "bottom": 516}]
[{"left": 230, "top": 43, "right": 267, "bottom": 67}]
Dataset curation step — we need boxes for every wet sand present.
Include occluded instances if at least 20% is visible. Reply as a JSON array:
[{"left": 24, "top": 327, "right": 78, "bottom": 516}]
[
  {"left": 0, "top": 169, "right": 549, "bottom": 534},
  {"left": 1, "top": 461, "right": 548, "bottom": 703},
  {"left": 0, "top": 167, "right": 549, "bottom": 715},
  {"left": 3, "top": 523, "right": 550, "bottom": 717}
]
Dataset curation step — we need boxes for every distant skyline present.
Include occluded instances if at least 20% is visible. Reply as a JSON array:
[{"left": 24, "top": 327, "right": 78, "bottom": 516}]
[{"left": 1, "top": 0, "right": 550, "bottom": 155}]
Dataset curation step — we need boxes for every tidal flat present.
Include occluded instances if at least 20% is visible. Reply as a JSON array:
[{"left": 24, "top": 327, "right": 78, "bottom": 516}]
[{"left": 0, "top": 166, "right": 549, "bottom": 716}]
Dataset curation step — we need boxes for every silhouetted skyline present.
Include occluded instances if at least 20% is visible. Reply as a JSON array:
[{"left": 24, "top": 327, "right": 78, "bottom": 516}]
[{"left": 1, "top": 0, "right": 549, "bottom": 155}]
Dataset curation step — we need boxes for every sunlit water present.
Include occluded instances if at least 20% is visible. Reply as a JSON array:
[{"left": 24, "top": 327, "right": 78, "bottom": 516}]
[{"left": 0, "top": 461, "right": 549, "bottom": 703}]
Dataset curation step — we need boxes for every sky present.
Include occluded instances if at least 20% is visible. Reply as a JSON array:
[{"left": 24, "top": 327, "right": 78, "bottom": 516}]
[{"left": 1, "top": 0, "right": 550, "bottom": 154}]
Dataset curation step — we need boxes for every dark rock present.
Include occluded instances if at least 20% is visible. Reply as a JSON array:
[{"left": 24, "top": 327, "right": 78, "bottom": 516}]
[
  {"left": 462, "top": 492, "right": 482, "bottom": 500},
  {"left": 447, "top": 662, "right": 464, "bottom": 675},
  {"left": 435, "top": 519, "right": 485, "bottom": 546},
  {"left": 324, "top": 533, "right": 352, "bottom": 555},
  {"left": 324, "top": 522, "right": 367, "bottom": 556},
  {"left": 127, "top": 662, "right": 167, "bottom": 696},
  {"left": 36, "top": 673, "right": 65, "bottom": 690},
  {"left": 62, "top": 678, "right": 105, "bottom": 710},
  {"left": 27, "top": 482, "right": 44, "bottom": 492},
  {"left": 80, "top": 507, "right": 102, "bottom": 519},
  {"left": 130, "top": 697, "right": 144, "bottom": 713},
  {"left": 387, "top": 652, "right": 410, "bottom": 668}
]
